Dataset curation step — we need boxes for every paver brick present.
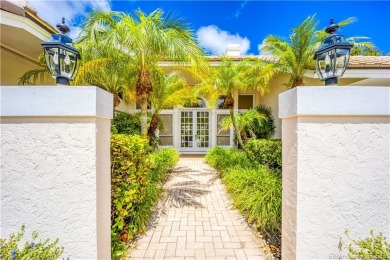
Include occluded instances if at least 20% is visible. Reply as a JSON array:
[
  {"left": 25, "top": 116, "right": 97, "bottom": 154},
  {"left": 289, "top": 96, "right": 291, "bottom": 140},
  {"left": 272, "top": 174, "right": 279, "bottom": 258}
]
[{"left": 129, "top": 157, "right": 266, "bottom": 259}]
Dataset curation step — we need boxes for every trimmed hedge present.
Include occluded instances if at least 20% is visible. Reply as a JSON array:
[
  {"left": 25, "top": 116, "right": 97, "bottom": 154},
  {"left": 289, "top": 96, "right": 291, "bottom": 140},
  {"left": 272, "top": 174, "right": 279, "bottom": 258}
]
[
  {"left": 246, "top": 139, "right": 282, "bottom": 169},
  {"left": 110, "top": 134, "right": 178, "bottom": 258}
]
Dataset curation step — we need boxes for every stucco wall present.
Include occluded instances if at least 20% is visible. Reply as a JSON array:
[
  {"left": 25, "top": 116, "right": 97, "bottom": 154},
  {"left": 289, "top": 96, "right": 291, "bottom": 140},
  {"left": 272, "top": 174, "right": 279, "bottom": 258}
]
[
  {"left": 280, "top": 87, "right": 390, "bottom": 259},
  {"left": 0, "top": 86, "right": 112, "bottom": 259}
]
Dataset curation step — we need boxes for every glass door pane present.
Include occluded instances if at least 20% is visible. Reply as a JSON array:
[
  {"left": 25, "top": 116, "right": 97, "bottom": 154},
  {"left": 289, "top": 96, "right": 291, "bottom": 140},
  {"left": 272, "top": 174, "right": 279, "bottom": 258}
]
[
  {"left": 180, "top": 111, "right": 193, "bottom": 148},
  {"left": 196, "top": 111, "right": 209, "bottom": 148}
]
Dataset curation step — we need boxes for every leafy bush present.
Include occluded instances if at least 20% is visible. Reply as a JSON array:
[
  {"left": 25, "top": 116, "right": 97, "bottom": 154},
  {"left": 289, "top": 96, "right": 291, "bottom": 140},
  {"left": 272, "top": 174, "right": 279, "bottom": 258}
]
[
  {"left": 110, "top": 135, "right": 178, "bottom": 258},
  {"left": 206, "top": 146, "right": 282, "bottom": 246},
  {"left": 111, "top": 111, "right": 142, "bottom": 135},
  {"left": 223, "top": 167, "right": 282, "bottom": 234},
  {"left": 111, "top": 134, "right": 152, "bottom": 256},
  {"left": 0, "top": 226, "right": 63, "bottom": 259},
  {"left": 246, "top": 139, "right": 282, "bottom": 169},
  {"left": 252, "top": 105, "right": 276, "bottom": 139},
  {"left": 205, "top": 146, "right": 257, "bottom": 175},
  {"left": 345, "top": 230, "right": 390, "bottom": 259},
  {"left": 149, "top": 148, "right": 180, "bottom": 183}
]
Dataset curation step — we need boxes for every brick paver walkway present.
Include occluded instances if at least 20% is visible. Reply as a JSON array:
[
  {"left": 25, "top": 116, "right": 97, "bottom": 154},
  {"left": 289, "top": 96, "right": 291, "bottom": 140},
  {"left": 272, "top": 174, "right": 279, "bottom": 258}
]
[{"left": 130, "top": 156, "right": 266, "bottom": 260}]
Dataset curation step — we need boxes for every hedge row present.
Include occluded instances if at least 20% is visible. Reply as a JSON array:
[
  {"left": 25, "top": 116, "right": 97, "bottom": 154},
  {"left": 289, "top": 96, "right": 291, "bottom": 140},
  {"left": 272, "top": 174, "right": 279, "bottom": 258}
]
[{"left": 110, "top": 134, "right": 178, "bottom": 257}]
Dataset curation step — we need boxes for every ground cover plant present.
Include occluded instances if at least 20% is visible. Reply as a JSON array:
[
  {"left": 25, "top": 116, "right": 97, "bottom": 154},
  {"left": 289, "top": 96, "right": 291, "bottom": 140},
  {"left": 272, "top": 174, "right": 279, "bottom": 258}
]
[
  {"left": 111, "top": 134, "right": 179, "bottom": 258},
  {"left": 344, "top": 230, "right": 390, "bottom": 259},
  {"left": 205, "top": 142, "right": 282, "bottom": 258},
  {"left": 0, "top": 226, "right": 63, "bottom": 259}
]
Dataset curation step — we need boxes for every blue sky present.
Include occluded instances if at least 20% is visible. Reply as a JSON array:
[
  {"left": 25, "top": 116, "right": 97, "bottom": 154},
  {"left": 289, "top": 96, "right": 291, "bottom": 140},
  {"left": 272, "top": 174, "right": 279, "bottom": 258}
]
[{"left": 30, "top": 1, "right": 390, "bottom": 55}]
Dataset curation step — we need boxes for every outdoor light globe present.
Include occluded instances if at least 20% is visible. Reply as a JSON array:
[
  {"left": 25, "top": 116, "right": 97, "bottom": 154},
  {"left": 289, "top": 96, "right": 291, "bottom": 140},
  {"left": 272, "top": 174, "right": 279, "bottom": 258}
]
[
  {"left": 314, "top": 20, "right": 353, "bottom": 86},
  {"left": 41, "top": 18, "right": 80, "bottom": 85}
]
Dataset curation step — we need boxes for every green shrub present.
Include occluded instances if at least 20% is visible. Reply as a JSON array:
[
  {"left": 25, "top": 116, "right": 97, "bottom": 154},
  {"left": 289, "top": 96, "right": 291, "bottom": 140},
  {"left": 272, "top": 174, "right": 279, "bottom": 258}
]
[
  {"left": 223, "top": 167, "right": 282, "bottom": 236},
  {"left": 111, "top": 111, "right": 142, "bottom": 135},
  {"left": 149, "top": 148, "right": 180, "bottom": 183},
  {"left": 246, "top": 139, "right": 282, "bottom": 169},
  {"left": 0, "top": 226, "right": 63, "bottom": 259},
  {"left": 110, "top": 135, "right": 179, "bottom": 258},
  {"left": 252, "top": 105, "right": 276, "bottom": 139},
  {"left": 205, "top": 147, "right": 257, "bottom": 175},
  {"left": 345, "top": 230, "right": 390, "bottom": 259},
  {"left": 111, "top": 134, "right": 152, "bottom": 256}
]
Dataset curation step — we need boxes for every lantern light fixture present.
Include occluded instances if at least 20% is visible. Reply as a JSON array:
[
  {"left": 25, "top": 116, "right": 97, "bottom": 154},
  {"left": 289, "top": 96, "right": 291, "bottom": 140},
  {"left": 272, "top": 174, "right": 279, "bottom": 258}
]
[
  {"left": 41, "top": 18, "right": 80, "bottom": 85},
  {"left": 314, "top": 19, "right": 353, "bottom": 86}
]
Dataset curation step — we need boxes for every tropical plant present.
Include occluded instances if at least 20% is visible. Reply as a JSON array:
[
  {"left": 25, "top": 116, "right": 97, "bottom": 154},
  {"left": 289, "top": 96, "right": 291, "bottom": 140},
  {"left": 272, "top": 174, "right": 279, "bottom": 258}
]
[
  {"left": 147, "top": 70, "right": 195, "bottom": 139},
  {"left": 81, "top": 9, "right": 207, "bottom": 138},
  {"left": 253, "top": 105, "right": 276, "bottom": 139},
  {"left": 18, "top": 54, "right": 53, "bottom": 85},
  {"left": 260, "top": 15, "right": 378, "bottom": 89},
  {"left": 0, "top": 226, "right": 64, "bottom": 259},
  {"left": 260, "top": 15, "right": 319, "bottom": 88},
  {"left": 197, "top": 57, "right": 270, "bottom": 150},
  {"left": 246, "top": 139, "right": 282, "bottom": 170},
  {"left": 219, "top": 109, "right": 266, "bottom": 144},
  {"left": 344, "top": 229, "right": 390, "bottom": 259}
]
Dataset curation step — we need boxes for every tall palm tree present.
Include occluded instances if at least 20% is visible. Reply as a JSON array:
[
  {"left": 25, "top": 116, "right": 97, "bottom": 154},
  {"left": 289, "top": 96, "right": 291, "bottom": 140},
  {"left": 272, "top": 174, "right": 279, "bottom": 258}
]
[
  {"left": 197, "top": 57, "right": 270, "bottom": 150},
  {"left": 147, "top": 70, "right": 195, "bottom": 139},
  {"left": 80, "top": 9, "right": 207, "bottom": 138},
  {"left": 260, "top": 15, "right": 319, "bottom": 88},
  {"left": 260, "top": 15, "right": 378, "bottom": 88}
]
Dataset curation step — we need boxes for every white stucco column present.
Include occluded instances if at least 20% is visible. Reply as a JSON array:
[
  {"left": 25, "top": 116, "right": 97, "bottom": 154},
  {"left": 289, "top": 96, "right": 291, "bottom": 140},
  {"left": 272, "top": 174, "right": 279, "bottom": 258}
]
[
  {"left": 0, "top": 86, "right": 113, "bottom": 259},
  {"left": 279, "top": 86, "right": 390, "bottom": 259}
]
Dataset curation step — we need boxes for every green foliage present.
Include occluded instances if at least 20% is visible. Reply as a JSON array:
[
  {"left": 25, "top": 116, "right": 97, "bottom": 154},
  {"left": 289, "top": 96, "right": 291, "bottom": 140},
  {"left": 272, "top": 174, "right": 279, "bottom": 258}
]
[
  {"left": 111, "top": 112, "right": 142, "bottom": 135},
  {"left": 149, "top": 148, "right": 180, "bottom": 183},
  {"left": 345, "top": 230, "right": 390, "bottom": 260},
  {"left": 0, "top": 226, "right": 63, "bottom": 259},
  {"left": 110, "top": 135, "right": 179, "bottom": 258},
  {"left": 223, "top": 167, "right": 282, "bottom": 235},
  {"left": 205, "top": 147, "right": 258, "bottom": 175},
  {"left": 206, "top": 147, "right": 282, "bottom": 245},
  {"left": 246, "top": 139, "right": 282, "bottom": 170},
  {"left": 253, "top": 105, "right": 276, "bottom": 139}
]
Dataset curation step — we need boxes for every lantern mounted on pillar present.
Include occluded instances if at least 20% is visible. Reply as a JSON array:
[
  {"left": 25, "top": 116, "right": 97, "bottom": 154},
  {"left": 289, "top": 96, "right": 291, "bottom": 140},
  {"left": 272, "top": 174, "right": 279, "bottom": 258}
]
[
  {"left": 314, "top": 19, "right": 353, "bottom": 86},
  {"left": 41, "top": 18, "right": 80, "bottom": 85}
]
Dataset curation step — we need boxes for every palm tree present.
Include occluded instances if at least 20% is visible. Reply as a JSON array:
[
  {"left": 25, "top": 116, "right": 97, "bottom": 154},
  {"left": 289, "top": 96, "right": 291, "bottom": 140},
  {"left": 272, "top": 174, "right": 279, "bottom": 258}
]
[
  {"left": 147, "top": 70, "right": 196, "bottom": 139},
  {"left": 219, "top": 109, "right": 267, "bottom": 144},
  {"left": 260, "top": 15, "right": 319, "bottom": 88},
  {"left": 80, "top": 9, "right": 207, "bottom": 138},
  {"left": 260, "top": 15, "right": 378, "bottom": 88},
  {"left": 197, "top": 57, "right": 270, "bottom": 150},
  {"left": 18, "top": 45, "right": 135, "bottom": 109}
]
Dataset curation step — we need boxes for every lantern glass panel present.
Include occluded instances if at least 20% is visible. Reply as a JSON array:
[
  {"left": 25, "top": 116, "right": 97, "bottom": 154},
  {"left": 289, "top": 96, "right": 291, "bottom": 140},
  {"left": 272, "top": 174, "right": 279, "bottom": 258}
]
[{"left": 44, "top": 47, "right": 60, "bottom": 77}]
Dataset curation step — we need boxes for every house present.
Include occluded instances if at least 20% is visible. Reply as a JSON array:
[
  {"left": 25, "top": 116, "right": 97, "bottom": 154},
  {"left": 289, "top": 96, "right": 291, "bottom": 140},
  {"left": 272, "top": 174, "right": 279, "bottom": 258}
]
[
  {"left": 117, "top": 45, "right": 390, "bottom": 153},
  {"left": 0, "top": 0, "right": 56, "bottom": 85},
  {"left": 2, "top": 3, "right": 389, "bottom": 153}
]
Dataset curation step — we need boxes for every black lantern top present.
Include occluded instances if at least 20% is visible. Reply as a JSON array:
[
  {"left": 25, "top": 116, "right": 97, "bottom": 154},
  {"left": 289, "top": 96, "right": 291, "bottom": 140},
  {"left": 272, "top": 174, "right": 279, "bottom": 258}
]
[
  {"left": 314, "top": 19, "right": 353, "bottom": 86},
  {"left": 41, "top": 18, "right": 80, "bottom": 85}
]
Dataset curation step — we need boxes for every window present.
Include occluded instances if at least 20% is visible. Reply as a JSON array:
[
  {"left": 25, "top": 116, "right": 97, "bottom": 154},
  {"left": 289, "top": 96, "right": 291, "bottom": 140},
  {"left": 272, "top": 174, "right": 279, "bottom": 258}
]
[
  {"left": 238, "top": 94, "right": 254, "bottom": 109},
  {"left": 159, "top": 114, "right": 173, "bottom": 146},
  {"left": 217, "top": 114, "right": 230, "bottom": 146}
]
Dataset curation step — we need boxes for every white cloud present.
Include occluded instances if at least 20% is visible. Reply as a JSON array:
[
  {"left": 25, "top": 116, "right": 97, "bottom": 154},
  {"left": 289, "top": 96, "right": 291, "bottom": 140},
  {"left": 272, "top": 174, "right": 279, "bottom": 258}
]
[
  {"left": 196, "top": 25, "right": 250, "bottom": 55},
  {"left": 28, "top": 0, "right": 111, "bottom": 39}
]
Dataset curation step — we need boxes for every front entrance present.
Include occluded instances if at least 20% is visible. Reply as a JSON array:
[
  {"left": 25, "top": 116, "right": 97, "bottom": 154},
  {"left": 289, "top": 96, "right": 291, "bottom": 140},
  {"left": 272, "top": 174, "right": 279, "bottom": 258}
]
[{"left": 180, "top": 110, "right": 210, "bottom": 152}]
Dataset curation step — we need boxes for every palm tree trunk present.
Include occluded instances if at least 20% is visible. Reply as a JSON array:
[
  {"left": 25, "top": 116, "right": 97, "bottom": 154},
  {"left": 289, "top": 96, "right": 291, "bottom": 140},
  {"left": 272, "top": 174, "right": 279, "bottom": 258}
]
[
  {"left": 140, "top": 99, "right": 148, "bottom": 138},
  {"left": 136, "top": 69, "right": 152, "bottom": 138},
  {"left": 147, "top": 112, "right": 159, "bottom": 139},
  {"left": 229, "top": 108, "right": 245, "bottom": 149}
]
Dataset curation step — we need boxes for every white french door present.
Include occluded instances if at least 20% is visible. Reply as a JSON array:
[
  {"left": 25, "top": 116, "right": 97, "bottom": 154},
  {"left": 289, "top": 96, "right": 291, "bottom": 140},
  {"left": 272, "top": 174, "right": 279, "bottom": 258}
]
[{"left": 180, "top": 110, "right": 210, "bottom": 152}]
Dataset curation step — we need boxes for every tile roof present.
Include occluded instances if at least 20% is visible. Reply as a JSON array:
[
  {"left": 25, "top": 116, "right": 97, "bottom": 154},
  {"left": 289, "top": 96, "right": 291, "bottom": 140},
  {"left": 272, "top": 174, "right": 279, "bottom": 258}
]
[{"left": 206, "top": 55, "right": 390, "bottom": 69}]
